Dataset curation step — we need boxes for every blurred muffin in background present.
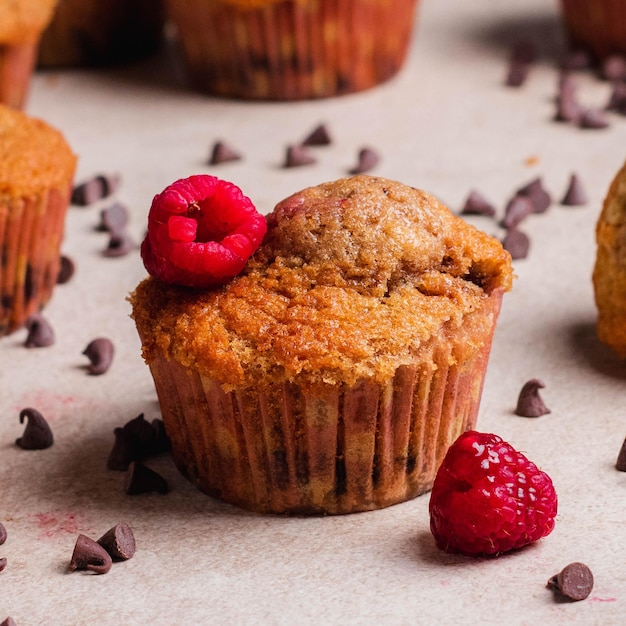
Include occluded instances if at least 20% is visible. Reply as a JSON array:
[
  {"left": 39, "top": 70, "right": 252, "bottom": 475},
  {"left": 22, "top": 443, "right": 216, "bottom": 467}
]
[
  {"left": 0, "top": 0, "right": 58, "bottom": 108},
  {"left": 164, "top": 0, "right": 421, "bottom": 100},
  {"left": 38, "top": 0, "right": 164, "bottom": 67}
]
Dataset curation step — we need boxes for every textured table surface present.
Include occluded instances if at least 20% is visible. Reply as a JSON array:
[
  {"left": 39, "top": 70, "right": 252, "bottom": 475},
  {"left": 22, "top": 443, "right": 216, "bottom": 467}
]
[{"left": 2, "top": 0, "right": 625, "bottom": 624}]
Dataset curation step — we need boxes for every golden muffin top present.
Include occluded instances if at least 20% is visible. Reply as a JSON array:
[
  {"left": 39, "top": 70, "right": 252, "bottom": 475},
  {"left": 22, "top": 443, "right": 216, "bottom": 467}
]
[
  {"left": 131, "top": 176, "right": 513, "bottom": 390},
  {"left": 0, "top": 0, "right": 58, "bottom": 43},
  {"left": 0, "top": 104, "right": 76, "bottom": 199}
]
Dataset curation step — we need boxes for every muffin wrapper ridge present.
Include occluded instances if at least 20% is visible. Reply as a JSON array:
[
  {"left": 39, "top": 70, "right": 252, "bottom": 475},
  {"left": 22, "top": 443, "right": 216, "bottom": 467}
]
[
  {"left": 0, "top": 187, "right": 70, "bottom": 335},
  {"left": 0, "top": 41, "right": 38, "bottom": 109},
  {"left": 164, "top": 0, "right": 420, "bottom": 100},
  {"left": 560, "top": 0, "right": 626, "bottom": 60},
  {"left": 146, "top": 290, "right": 504, "bottom": 515}
]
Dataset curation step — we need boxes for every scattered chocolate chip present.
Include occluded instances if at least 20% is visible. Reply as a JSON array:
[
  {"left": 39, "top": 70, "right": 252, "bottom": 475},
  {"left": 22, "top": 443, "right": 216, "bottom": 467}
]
[
  {"left": 505, "top": 60, "right": 531, "bottom": 87},
  {"left": 124, "top": 462, "right": 169, "bottom": 495},
  {"left": 71, "top": 174, "right": 120, "bottom": 206},
  {"left": 517, "top": 177, "right": 552, "bottom": 213},
  {"left": 98, "top": 203, "right": 129, "bottom": 234},
  {"left": 606, "top": 81, "right": 626, "bottom": 114},
  {"left": 349, "top": 147, "right": 379, "bottom": 174},
  {"left": 615, "top": 437, "right": 626, "bottom": 472},
  {"left": 500, "top": 195, "right": 534, "bottom": 229},
  {"left": 601, "top": 54, "right": 626, "bottom": 82},
  {"left": 0, "top": 523, "right": 6, "bottom": 545},
  {"left": 97, "top": 523, "right": 136, "bottom": 561},
  {"left": 209, "top": 140, "right": 242, "bottom": 165},
  {"left": 561, "top": 173, "right": 588, "bottom": 206},
  {"left": 515, "top": 379, "right": 550, "bottom": 417},
  {"left": 68, "top": 534, "right": 112, "bottom": 574},
  {"left": 502, "top": 228, "right": 530, "bottom": 260},
  {"left": 283, "top": 145, "right": 316, "bottom": 168},
  {"left": 16, "top": 407, "right": 54, "bottom": 450},
  {"left": 24, "top": 313, "right": 55, "bottom": 348},
  {"left": 555, "top": 91, "right": 582, "bottom": 123},
  {"left": 0, "top": 618, "right": 17, "bottom": 626},
  {"left": 82, "top": 337, "right": 114, "bottom": 375},
  {"left": 0, "top": 558, "right": 6, "bottom": 572},
  {"left": 460, "top": 190, "right": 497, "bottom": 216},
  {"left": 547, "top": 562, "right": 594, "bottom": 602},
  {"left": 57, "top": 255, "right": 75, "bottom": 284},
  {"left": 579, "top": 108, "right": 610, "bottom": 129},
  {"left": 102, "top": 231, "right": 135, "bottom": 257},
  {"left": 123, "top": 413, "right": 157, "bottom": 455},
  {"left": 106, "top": 427, "right": 135, "bottom": 471},
  {"left": 561, "top": 49, "right": 592, "bottom": 71},
  {"left": 301, "top": 123, "right": 332, "bottom": 146}
]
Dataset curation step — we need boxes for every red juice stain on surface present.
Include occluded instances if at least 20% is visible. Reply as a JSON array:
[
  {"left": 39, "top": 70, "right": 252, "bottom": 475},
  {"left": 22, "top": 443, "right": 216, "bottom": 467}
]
[
  {"left": 30, "top": 512, "right": 90, "bottom": 539},
  {"left": 13, "top": 391, "right": 75, "bottom": 422}
]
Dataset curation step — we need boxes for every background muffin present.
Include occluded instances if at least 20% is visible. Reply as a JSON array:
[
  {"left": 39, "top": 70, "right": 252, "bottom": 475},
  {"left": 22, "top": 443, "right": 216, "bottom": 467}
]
[
  {"left": 0, "top": 104, "right": 77, "bottom": 335},
  {"left": 0, "top": 0, "right": 58, "bottom": 108},
  {"left": 163, "top": 0, "right": 421, "bottom": 100},
  {"left": 131, "top": 175, "right": 513, "bottom": 515}
]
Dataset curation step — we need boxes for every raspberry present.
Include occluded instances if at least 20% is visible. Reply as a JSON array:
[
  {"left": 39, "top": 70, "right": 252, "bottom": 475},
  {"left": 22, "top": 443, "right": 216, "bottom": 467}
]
[
  {"left": 140, "top": 175, "right": 267, "bottom": 288},
  {"left": 429, "top": 430, "right": 557, "bottom": 556}
]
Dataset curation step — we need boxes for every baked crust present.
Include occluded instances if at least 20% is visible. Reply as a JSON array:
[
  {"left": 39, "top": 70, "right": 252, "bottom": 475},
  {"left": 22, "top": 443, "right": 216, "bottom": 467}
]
[{"left": 0, "top": 0, "right": 58, "bottom": 43}]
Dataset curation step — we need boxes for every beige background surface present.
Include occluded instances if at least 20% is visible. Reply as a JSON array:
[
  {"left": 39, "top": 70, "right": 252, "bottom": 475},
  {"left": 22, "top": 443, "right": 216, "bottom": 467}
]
[{"left": 2, "top": 0, "right": 625, "bottom": 624}]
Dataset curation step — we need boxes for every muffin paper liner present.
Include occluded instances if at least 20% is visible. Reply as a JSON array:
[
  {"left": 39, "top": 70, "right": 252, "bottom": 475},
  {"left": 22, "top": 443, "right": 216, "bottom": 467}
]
[
  {"left": 0, "top": 187, "right": 70, "bottom": 335},
  {"left": 165, "top": 0, "right": 420, "bottom": 99},
  {"left": 0, "top": 41, "right": 38, "bottom": 109},
  {"left": 145, "top": 290, "right": 504, "bottom": 515},
  {"left": 560, "top": 0, "right": 626, "bottom": 59}
]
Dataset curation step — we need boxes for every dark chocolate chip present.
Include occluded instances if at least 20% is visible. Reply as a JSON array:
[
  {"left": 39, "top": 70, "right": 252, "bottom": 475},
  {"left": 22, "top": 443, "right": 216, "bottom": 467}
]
[
  {"left": 124, "top": 462, "right": 169, "bottom": 495},
  {"left": 606, "top": 81, "right": 626, "bottom": 114},
  {"left": 107, "top": 427, "right": 135, "bottom": 471},
  {"left": 349, "top": 147, "right": 380, "bottom": 175},
  {"left": 0, "top": 523, "right": 6, "bottom": 545},
  {"left": 601, "top": 54, "right": 626, "bottom": 81},
  {"left": 515, "top": 379, "right": 550, "bottom": 417},
  {"left": 0, "top": 618, "right": 17, "bottom": 626},
  {"left": 555, "top": 91, "right": 582, "bottom": 123},
  {"left": 57, "top": 255, "right": 75, "bottom": 284},
  {"left": 123, "top": 413, "right": 157, "bottom": 455},
  {"left": 547, "top": 562, "right": 594, "bottom": 601},
  {"left": 517, "top": 177, "right": 552, "bottom": 213},
  {"left": 579, "top": 108, "right": 610, "bottom": 129},
  {"left": 97, "top": 523, "right": 136, "bottom": 561},
  {"left": 561, "top": 173, "right": 588, "bottom": 206},
  {"left": 209, "top": 141, "right": 242, "bottom": 165},
  {"left": 502, "top": 228, "right": 530, "bottom": 260},
  {"left": 301, "top": 124, "right": 332, "bottom": 146},
  {"left": 0, "top": 558, "right": 6, "bottom": 572},
  {"left": 283, "top": 145, "right": 316, "bottom": 168},
  {"left": 24, "top": 313, "right": 55, "bottom": 348},
  {"left": 460, "top": 190, "right": 497, "bottom": 216},
  {"left": 561, "top": 49, "right": 592, "bottom": 71},
  {"left": 505, "top": 60, "right": 531, "bottom": 87},
  {"left": 501, "top": 195, "right": 534, "bottom": 229},
  {"left": 71, "top": 174, "right": 120, "bottom": 206},
  {"left": 16, "top": 407, "right": 54, "bottom": 450},
  {"left": 82, "top": 337, "right": 114, "bottom": 375},
  {"left": 68, "top": 534, "right": 112, "bottom": 574},
  {"left": 102, "top": 231, "right": 135, "bottom": 257},
  {"left": 615, "top": 437, "right": 626, "bottom": 472},
  {"left": 98, "top": 203, "right": 129, "bottom": 235}
]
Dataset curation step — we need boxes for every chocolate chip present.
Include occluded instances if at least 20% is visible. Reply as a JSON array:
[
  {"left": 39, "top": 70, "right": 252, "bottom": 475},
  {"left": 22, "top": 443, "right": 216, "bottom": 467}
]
[
  {"left": 24, "top": 313, "right": 55, "bottom": 348},
  {"left": 615, "top": 437, "right": 626, "bottom": 472},
  {"left": 97, "top": 523, "right": 136, "bottom": 561},
  {"left": 601, "top": 54, "right": 626, "bottom": 81},
  {"left": 102, "top": 231, "right": 135, "bottom": 257},
  {"left": 511, "top": 40, "right": 536, "bottom": 64},
  {"left": 0, "top": 523, "right": 6, "bottom": 545},
  {"left": 124, "top": 462, "right": 169, "bottom": 495},
  {"left": 106, "top": 427, "right": 135, "bottom": 471},
  {"left": 68, "top": 534, "right": 112, "bottom": 574},
  {"left": 283, "top": 145, "right": 316, "bottom": 168},
  {"left": 57, "top": 255, "right": 75, "bottom": 284},
  {"left": 82, "top": 337, "right": 114, "bottom": 375},
  {"left": 502, "top": 228, "right": 530, "bottom": 260},
  {"left": 349, "top": 147, "right": 379, "bottom": 174},
  {"left": 606, "top": 81, "right": 626, "bottom": 114},
  {"left": 123, "top": 413, "right": 157, "bottom": 455},
  {"left": 460, "top": 190, "right": 497, "bottom": 216},
  {"left": 579, "top": 108, "right": 610, "bottom": 129},
  {"left": 71, "top": 174, "right": 120, "bottom": 206},
  {"left": 555, "top": 91, "right": 582, "bottom": 123},
  {"left": 517, "top": 177, "right": 552, "bottom": 213},
  {"left": 547, "top": 562, "right": 594, "bottom": 601},
  {"left": 561, "top": 173, "right": 588, "bottom": 206},
  {"left": 16, "top": 407, "right": 54, "bottom": 450},
  {"left": 98, "top": 203, "right": 129, "bottom": 235},
  {"left": 0, "top": 617, "right": 17, "bottom": 626},
  {"left": 209, "top": 141, "right": 242, "bottom": 165},
  {"left": 505, "top": 60, "right": 531, "bottom": 87},
  {"left": 515, "top": 379, "right": 550, "bottom": 417},
  {"left": 501, "top": 195, "right": 534, "bottom": 229},
  {"left": 301, "top": 123, "right": 332, "bottom": 146},
  {"left": 0, "top": 558, "right": 6, "bottom": 573}
]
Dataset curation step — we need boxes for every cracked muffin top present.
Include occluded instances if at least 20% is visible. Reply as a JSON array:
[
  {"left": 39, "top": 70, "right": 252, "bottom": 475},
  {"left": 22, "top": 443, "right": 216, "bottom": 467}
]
[
  {"left": 0, "top": 0, "right": 58, "bottom": 43},
  {"left": 131, "top": 176, "right": 513, "bottom": 390}
]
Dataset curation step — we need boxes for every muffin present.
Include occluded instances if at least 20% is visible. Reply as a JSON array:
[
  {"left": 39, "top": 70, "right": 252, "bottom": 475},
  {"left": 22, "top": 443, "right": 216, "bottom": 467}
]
[
  {"left": 130, "top": 175, "right": 513, "bottom": 514},
  {"left": 0, "top": 0, "right": 58, "bottom": 108},
  {"left": 0, "top": 104, "right": 77, "bottom": 336},
  {"left": 163, "top": 0, "right": 421, "bottom": 100},
  {"left": 38, "top": 0, "right": 164, "bottom": 67},
  {"left": 559, "top": 0, "right": 626, "bottom": 61},
  {"left": 593, "top": 159, "right": 626, "bottom": 357}
]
